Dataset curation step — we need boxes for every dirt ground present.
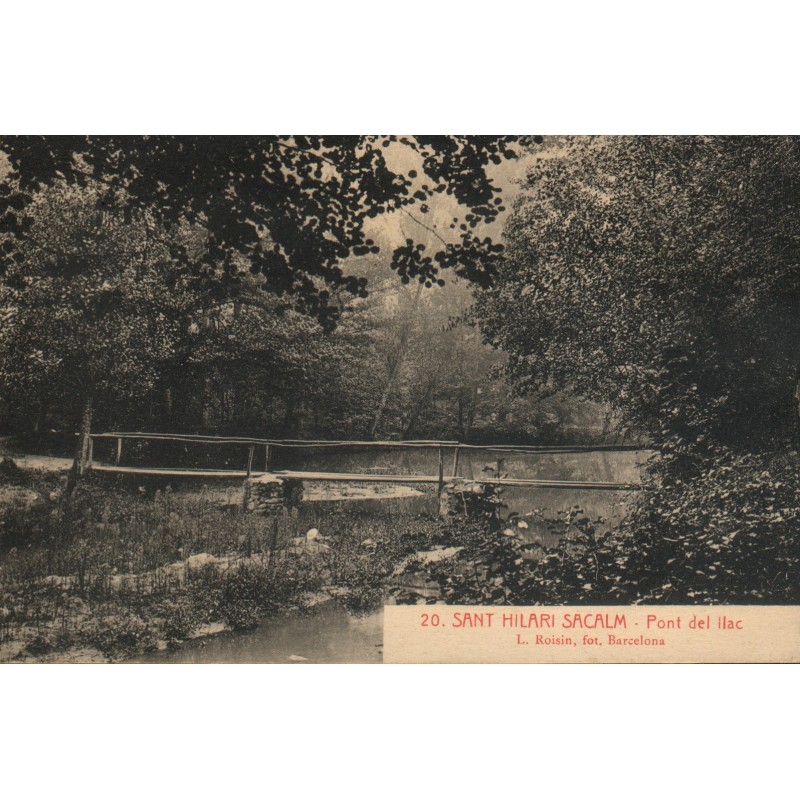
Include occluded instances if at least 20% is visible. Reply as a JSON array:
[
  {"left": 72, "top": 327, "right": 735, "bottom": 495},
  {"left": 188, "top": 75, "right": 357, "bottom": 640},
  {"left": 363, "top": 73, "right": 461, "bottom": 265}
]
[{"left": 0, "top": 438, "right": 73, "bottom": 473}]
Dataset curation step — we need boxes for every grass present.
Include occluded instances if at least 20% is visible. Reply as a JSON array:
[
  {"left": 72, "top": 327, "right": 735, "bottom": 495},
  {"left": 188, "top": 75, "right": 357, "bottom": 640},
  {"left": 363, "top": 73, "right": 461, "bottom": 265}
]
[{"left": 0, "top": 470, "right": 444, "bottom": 662}]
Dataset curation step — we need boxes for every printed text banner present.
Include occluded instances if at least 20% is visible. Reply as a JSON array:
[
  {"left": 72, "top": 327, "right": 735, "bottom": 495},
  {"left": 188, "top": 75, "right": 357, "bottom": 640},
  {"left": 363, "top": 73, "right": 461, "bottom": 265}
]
[{"left": 383, "top": 605, "right": 800, "bottom": 663}]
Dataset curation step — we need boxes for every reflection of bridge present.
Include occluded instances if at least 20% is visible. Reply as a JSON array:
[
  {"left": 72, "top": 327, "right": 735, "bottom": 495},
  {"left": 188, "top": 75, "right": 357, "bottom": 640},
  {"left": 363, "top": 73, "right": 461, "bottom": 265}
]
[{"left": 84, "top": 432, "right": 642, "bottom": 492}]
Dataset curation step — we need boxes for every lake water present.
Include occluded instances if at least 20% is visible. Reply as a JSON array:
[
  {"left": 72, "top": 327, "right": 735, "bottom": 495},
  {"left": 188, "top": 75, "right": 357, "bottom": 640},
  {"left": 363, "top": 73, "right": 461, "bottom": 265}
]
[
  {"left": 137, "top": 604, "right": 384, "bottom": 664},
  {"left": 138, "top": 448, "right": 649, "bottom": 664},
  {"left": 293, "top": 446, "right": 648, "bottom": 536}
]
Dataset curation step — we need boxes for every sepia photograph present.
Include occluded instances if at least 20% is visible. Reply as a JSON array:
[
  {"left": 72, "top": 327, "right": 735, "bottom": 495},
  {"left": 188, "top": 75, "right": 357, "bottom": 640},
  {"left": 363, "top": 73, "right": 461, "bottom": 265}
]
[
  {"left": 1, "top": 135, "right": 799, "bottom": 664},
  {"left": 4, "top": 5, "right": 800, "bottom": 799}
]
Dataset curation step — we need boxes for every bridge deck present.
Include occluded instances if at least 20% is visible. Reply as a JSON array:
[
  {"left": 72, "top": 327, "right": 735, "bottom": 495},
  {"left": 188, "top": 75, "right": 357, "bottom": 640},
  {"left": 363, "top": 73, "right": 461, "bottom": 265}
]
[{"left": 90, "top": 464, "right": 637, "bottom": 491}]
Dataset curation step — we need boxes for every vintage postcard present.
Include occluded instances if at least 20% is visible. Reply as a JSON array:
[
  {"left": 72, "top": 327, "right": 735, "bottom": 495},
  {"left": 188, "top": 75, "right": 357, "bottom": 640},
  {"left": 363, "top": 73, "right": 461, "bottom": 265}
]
[{"left": 1, "top": 135, "right": 798, "bottom": 663}]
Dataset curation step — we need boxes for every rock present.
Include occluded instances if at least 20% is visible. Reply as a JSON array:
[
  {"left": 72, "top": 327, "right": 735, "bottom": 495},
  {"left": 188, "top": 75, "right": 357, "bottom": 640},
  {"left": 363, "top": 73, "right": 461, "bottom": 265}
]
[
  {"left": 305, "top": 528, "right": 320, "bottom": 541},
  {"left": 0, "top": 457, "right": 22, "bottom": 480},
  {"left": 0, "top": 486, "right": 40, "bottom": 508},
  {"left": 245, "top": 475, "right": 304, "bottom": 514},
  {"left": 289, "top": 535, "right": 329, "bottom": 555},
  {"left": 288, "top": 654, "right": 308, "bottom": 662},
  {"left": 186, "top": 553, "right": 219, "bottom": 570},
  {"left": 392, "top": 546, "right": 463, "bottom": 575},
  {"left": 414, "top": 546, "right": 463, "bottom": 564},
  {"left": 189, "top": 622, "right": 228, "bottom": 639},
  {"left": 250, "top": 473, "right": 284, "bottom": 485}
]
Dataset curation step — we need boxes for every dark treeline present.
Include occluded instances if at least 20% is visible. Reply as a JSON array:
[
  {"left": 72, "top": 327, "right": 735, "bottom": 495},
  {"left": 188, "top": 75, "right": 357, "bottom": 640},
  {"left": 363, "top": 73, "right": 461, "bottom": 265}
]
[
  {"left": 0, "top": 136, "right": 615, "bottom": 453},
  {"left": 0, "top": 251, "right": 613, "bottom": 448}
]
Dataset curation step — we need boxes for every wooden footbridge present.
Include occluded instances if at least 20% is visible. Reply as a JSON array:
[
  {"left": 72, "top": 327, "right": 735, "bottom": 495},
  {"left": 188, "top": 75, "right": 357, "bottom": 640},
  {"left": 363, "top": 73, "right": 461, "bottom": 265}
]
[{"left": 83, "top": 432, "right": 643, "bottom": 492}]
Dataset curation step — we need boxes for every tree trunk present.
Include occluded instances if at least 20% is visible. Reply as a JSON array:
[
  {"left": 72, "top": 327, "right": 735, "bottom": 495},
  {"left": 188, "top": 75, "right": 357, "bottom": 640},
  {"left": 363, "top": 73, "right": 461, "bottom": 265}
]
[
  {"left": 369, "top": 367, "right": 401, "bottom": 440},
  {"left": 462, "top": 388, "right": 478, "bottom": 440},
  {"left": 283, "top": 398, "right": 298, "bottom": 436},
  {"left": 67, "top": 395, "right": 93, "bottom": 494},
  {"left": 163, "top": 385, "right": 174, "bottom": 422},
  {"left": 202, "top": 377, "right": 213, "bottom": 428},
  {"left": 368, "top": 282, "right": 423, "bottom": 439},
  {"left": 31, "top": 399, "right": 44, "bottom": 435},
  {"left": 402, "top": 375, "right": 439, "bottom": 439}
]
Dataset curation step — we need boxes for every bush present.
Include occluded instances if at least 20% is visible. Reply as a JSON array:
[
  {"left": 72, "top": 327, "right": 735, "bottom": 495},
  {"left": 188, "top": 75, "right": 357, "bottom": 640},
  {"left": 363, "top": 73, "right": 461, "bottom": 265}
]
[
  {"left": 153, "top": 596, "right": 201, "bottom": 643},
  {"left": 589, "top": 446, "right": 800, "bottom": 603},
  {"left": 24, "top": 629, "right": 76, "bottom": 656},
  {"left": 84, "top": 609, "right": 159, "bottom": 659},
  {"left": 412, "top": 444, "right": 800, "bottom": 606},
  {"left": 186, "top": 561, "right": 319, "bottom": 631}
]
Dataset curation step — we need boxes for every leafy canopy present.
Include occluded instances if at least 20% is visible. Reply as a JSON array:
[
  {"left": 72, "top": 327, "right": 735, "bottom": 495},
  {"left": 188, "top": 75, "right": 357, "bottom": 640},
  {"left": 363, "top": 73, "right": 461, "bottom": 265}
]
[{"left": 0, "top": 136, "right": 529, "bottom": 328}]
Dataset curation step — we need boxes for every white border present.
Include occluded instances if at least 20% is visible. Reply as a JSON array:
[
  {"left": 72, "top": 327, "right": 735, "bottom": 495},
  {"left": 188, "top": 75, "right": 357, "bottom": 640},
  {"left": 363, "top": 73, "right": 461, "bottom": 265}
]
[{"left": 3, "top": 2, "right": 799, "bottom": 132}]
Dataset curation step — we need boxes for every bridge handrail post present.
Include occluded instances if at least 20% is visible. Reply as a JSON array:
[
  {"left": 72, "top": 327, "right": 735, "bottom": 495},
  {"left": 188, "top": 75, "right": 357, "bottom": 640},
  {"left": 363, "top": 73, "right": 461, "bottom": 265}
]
[{"left": 246, "top": 445, "right": 255, "bottom": 477}]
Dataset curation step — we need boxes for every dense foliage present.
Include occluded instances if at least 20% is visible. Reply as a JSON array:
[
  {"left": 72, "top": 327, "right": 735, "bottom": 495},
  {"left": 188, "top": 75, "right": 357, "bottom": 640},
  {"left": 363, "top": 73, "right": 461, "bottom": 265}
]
[
  {"left": 446, "top": 136, "right": 800, "bottom": 605},
  {"left": 2, "top": 136, "right": 608, "bottom": 448},
  {"left": 0, "top": 185, "right": 191, "bottom": 431},
  {"left": 410, "top": 451, "right": 800, "bottom": 606},
  {"left": 478, "top": 136, "right": 800, "bottom": 451}
]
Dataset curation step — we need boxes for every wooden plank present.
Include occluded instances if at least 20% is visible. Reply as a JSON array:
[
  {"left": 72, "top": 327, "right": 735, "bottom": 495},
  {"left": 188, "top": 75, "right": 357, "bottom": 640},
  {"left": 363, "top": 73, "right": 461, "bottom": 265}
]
[
  {"left": 92, "top": 466, "right": 254, "bottom": 478},
  {"left": 92, "top": 433, "right": 276, "bottom": 446},
  {"left": 453, "top": 443, "right": 645, "bottom": 453},
  {"left": 115, "top": 437, "right": 123, "bottom": 466},
  {"left": 89, "top": 464, "right": 638, "bottom": 490},
  {"left": 91, "top": 433, "right": 462, "bottom": 448},
  {"left": 437, "top": 446, "right": 444, "bottom": 497},
  {"left": 273, "top": 471, "right": 637, "bottom": 490},
  {"left": 451, "top": 444, "right": 460, "bottom": 478}
]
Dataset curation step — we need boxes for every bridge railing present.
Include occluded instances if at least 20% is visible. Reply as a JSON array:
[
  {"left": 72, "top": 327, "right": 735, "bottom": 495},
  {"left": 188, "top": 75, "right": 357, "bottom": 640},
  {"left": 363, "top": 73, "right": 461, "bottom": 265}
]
[{"left": 85, "top": 431, "right": 645, "bottom": 490}]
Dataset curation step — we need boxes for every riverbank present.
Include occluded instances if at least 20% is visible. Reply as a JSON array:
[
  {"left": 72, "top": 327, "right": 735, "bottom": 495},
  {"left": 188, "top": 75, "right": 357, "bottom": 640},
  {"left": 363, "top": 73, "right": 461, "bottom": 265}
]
[
  {"left": 2, "top": 452, "right": 680, "bottom": 663},
  {"left": 0, "top": 467, "right": 451, "bottom": 663}
]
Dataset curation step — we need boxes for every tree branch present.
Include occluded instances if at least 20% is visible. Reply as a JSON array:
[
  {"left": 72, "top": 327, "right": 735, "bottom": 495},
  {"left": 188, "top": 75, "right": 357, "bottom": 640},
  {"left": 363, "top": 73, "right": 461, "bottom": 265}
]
[{"left": 400, "top": 208, "right": 451, "bottom": 248}]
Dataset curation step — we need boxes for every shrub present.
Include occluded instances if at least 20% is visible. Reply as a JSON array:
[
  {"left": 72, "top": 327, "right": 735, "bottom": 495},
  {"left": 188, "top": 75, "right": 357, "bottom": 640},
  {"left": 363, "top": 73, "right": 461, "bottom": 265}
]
[
  {"left": 411, "top": 444, "right": 800, "bottom": 606},
  {"left": 84, "top": 609, "right": 159, "bottom": 659},
  {"left": 589, "top": 446, "right": 800, "bottom": 603}
]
